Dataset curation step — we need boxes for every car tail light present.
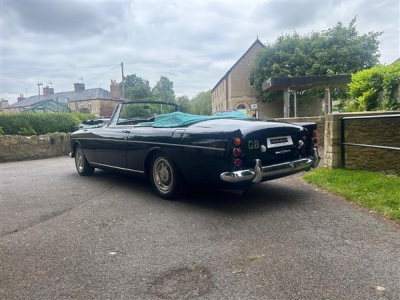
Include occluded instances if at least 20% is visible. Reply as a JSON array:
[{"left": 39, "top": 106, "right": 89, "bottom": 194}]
[
  {"left": 234, "top": 158, "right": 242, "bottom": 167},
  {"left": 233, "top": 148, "right": 242, "bottom": 157},
  {"left": 312, "top": 129, "right": 318, "bottom": 147},
  {"left": 231, "top": 137, "right": 243, "bottom": 168}
]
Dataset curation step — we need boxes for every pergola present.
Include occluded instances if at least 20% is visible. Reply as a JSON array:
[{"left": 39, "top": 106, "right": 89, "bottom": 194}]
[{"left": 262, "top": 75, "right": 351, "bottom": 117}]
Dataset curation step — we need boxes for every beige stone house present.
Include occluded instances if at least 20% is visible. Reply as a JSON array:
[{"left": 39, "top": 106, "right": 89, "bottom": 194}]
[
  {"left": 4, "top": 80, "right": 123, "bottom": 117},
  {"left": 211, "top": 38, "right": 283, "bottom": 118}
]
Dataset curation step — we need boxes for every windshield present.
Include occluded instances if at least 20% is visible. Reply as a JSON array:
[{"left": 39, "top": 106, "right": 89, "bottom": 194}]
[{"left": 109, "top": 101, "right": 180, "bottom": 126}]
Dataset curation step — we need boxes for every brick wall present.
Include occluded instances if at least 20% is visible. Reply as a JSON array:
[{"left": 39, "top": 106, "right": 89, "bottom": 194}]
[
  {"left": 325, "top": 112, "right": 400, "bottom": 174},
  {"left": 211, "top": 41, "right": 282, "bottom": 118}
]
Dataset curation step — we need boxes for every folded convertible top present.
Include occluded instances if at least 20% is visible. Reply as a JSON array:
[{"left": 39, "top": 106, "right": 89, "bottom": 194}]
[{"left": 140, "top": 111, "right": 250, "bottom": 128}]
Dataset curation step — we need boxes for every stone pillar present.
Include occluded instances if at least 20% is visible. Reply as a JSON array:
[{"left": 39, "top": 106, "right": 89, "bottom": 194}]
[{"left": 324, "top": 114, "right": 342, "bottom": 168}]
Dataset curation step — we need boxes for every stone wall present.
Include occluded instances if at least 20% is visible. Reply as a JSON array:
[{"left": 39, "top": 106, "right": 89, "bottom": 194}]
[
  {"left": 0, "top": 133, "right": 70, "bottom": 163},
  {"left": 324, "top": 112, "right": 400, "bottom": 174}
]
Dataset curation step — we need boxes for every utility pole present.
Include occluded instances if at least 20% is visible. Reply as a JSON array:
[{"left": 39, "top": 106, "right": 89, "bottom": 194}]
[{"left": 121, "top": 62, "right": 125, "bottom": 100}]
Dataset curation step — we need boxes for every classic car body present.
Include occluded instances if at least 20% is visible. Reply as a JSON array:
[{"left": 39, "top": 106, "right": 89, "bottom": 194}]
[{"left": 70, "top": 100, "right": 320, "bottom": 199}]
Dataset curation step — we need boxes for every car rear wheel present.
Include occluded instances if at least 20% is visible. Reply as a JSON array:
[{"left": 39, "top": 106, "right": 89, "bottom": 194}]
[
  {"left": 150, "top": 153, "right": 183, "bottom": 200},
  {"left": 75, "top": 145, "right": 95, "bottom": 176}
]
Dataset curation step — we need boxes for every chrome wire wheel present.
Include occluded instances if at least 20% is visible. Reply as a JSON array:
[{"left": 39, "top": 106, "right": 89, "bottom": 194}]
[{"left": 152, "top": 157, "right": 174, "bottom": 193}]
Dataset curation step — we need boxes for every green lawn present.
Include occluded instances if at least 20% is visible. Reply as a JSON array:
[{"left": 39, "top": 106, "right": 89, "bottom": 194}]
[{"left": 303, "top": 169, "right": 400, "bottom": 223}]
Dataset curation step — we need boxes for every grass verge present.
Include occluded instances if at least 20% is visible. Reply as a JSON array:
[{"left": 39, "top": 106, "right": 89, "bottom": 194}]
[{"left": 303, "top": 168, "right": 400, "bottom": 223}]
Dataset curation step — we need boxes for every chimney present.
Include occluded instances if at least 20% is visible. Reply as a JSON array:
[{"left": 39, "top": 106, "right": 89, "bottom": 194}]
[
  {"left": 43, "top": 85, "right": 54, "bottom": 96},
  {"left": 110, "top": 79, "right": 121, "bottom": 99},
  {"left": 17, "top": 94, "right": 26, "bottom": 102},
  {"left": 0, "top": 99, "right": 9, "bottom": 109},
  {"left": 74, "top": 83, "right": 85, "bottom": 92}
]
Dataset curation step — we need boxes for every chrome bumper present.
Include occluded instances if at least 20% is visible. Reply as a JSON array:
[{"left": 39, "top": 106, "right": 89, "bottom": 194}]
[{"left": 220, "top": 148, "right": 320, "bottom": 183}]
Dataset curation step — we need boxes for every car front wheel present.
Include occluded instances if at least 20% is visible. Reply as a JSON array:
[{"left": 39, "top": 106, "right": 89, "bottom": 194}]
[
  {"left": 150, "top": 153, "right": 183, "bottom": 200},
  {"left": 75, "top": 145, "right": 95, "bottom": 176}
]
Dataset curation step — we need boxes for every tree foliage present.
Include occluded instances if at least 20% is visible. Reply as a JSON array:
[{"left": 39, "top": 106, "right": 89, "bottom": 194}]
[
  {"left": 250, "top": 17, "right": 382, "bottom": 103},
  {"left": 123, "top": 74, "right": 153, "bottom": 100},
  {"left": 176, "top": 95, "right": 191, "bottom": 113},
  {"left": 120, "top": 73, "right": 212, "bottom": 114},
  {"left": 189, "top": 90, "right": 212, "bottom": 115},
  {"left": 348, "top": 63, "right": 400, "bottom": 111},
  {"left": 152, "top": 76, "right": 175, "bottom": 103}
]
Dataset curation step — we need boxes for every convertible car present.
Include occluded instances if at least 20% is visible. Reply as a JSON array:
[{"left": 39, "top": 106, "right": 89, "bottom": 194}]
[{"left": 70, "top": 100, "right": 320, "bottom": 199}]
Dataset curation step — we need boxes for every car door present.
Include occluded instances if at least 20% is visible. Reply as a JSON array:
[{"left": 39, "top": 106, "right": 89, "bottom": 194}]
[
  {"left": 93, "top": 124, "right": 131, "bottom": 169},
  {"left": 126, "top": 126, "right": 178, "bottom": 172}
]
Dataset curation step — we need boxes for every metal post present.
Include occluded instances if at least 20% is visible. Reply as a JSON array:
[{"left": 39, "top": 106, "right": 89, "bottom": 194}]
[
  {"left": 340, "top": 117, "right": 345, "bottom": 169},
  {"left": 121, "top": 62, "right": 125, "bottom": 100}
]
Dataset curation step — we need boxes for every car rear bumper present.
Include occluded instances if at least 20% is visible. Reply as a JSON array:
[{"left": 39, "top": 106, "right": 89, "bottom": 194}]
[{"left": 220, "top": 148, "right": 320, "bottom": 183}]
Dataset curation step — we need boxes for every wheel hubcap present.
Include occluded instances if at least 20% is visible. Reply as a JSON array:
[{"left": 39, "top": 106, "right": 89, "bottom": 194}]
[
  {"left": 76, "top": 150, "right": 84, "bottom": 172},
  {"left": 153, "top": 158, "right": 173, "bottom": 192}
]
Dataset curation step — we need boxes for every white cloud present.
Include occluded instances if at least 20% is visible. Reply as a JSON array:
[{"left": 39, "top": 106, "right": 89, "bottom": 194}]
[{"left": 1, "top": 0, "right": 399, "bottom": 104}]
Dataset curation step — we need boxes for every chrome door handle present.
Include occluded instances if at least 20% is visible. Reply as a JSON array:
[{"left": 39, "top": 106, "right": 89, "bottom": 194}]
[{"left": 122, "top": 130, "right": 130, "bottom": 133}]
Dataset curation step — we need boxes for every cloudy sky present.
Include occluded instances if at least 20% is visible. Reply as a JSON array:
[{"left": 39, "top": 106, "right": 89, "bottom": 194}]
[{"left": 1, "top": 0, "right": 399, "bottom": 104}]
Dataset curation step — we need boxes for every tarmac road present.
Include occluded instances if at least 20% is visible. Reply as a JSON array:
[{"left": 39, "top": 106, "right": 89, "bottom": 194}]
[{"left": 1, "top": 156, "right": 399, "bottom": 299}]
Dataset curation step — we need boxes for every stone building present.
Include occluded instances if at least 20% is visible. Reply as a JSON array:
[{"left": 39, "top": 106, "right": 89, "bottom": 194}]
[
  {"left": 211, "top": 38, "right": 283, "bottom": 118},
  {"left": 0, "top": 99, "right": 9, "bottom": 112},
  {"left": 4, "top": 81, "right": 123, "bottom": 117}
]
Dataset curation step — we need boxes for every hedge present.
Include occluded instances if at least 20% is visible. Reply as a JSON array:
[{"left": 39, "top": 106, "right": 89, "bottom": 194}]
[{"left": 0, "top": 113, "right": 95, "bottom": 135}]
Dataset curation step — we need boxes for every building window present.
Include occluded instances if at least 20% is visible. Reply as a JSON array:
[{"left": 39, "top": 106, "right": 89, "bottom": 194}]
[
  {"left": 74, "top": 103, "right": 79, "bottom": 109},
  {"left": 79, "top": 102, "right": 83, "bottom": 108},
  {"left": 88, "top": 101, "right": 92, "bottom": 110}
]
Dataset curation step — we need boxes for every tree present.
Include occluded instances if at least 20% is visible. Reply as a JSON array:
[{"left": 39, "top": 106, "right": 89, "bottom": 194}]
[
  {"left": 152, "top": 76, "right": 175, "bottom": 103},
  {"left": 250, "top": 17, "right": 382, "bottom": 103},
  {"left": 190, "top": 90, "right": 212, "bottom": 115},
  {"left": 176, "top": 95, "right": 191, "bottom": 113},
  {"left": 348, "top": 63, "right": 400, "bottom": 111},
  {"left": 382, "top": 62, "right": 400, "bottom": 110},
  {"left": 123, "top": 74, "right": 153, "bottom": 100}
]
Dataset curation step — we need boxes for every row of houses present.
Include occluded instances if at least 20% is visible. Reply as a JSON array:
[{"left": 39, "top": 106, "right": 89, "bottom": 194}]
[{"left": 1, "top": 80, "right": 122, "bottom": 117}]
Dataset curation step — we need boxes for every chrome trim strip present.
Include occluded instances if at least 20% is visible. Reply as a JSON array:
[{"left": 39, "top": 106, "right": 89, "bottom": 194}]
[
  {"left": 89, "top": 162, "right": 145, "bottom": 174},
  {"left": 220, "top": 148, "right": 320, "bottom": 183},
  {"left": 127, "top": 140, "right": 225, "bottom": 151},
  {"left": 71, "top": 138, "right": 225, "bottom": 152}
]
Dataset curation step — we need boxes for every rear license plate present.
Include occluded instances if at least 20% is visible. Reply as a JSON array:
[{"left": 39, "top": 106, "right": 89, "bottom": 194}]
[{"left": 267, "top": 135, "right": 293, "bottom": 148}]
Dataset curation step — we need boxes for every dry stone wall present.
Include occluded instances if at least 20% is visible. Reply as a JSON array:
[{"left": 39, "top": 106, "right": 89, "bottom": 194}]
[{"left": 0, "top": 133, "right": 70, "bottom": 163}]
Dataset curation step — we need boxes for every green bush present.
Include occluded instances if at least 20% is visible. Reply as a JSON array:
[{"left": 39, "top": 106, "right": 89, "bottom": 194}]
[
  {"left": 0, "top": 113, "right": 95, "bottom": 135},
  {"left": 0, "top": 126, "right": 4, "bottom": 135},
  {"left": 17, "top": 125, "right": 37, "bottom": 136}
]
